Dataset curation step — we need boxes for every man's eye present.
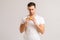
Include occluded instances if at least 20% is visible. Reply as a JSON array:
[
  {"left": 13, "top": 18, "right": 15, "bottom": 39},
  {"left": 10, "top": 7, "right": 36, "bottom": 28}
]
[{"left": 29, "top": 9, "right": 31, "bottom": 10}]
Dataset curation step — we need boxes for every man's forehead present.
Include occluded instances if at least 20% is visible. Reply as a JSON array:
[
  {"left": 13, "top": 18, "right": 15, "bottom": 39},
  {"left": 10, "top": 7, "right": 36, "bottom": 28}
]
[{"left": 28, "top": 6, "right": 35, "bottom": 9}]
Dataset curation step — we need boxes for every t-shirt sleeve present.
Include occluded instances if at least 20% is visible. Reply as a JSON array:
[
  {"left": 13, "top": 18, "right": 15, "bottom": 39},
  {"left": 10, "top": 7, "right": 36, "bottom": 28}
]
[
  {"left": 20, "top": 16, "right": 27, "bottom": 24},
  {"left": 21, "top": 18, "right": 25, "bottom": 24},
  {"left": 40, "top": 17, "right": 45, "bottom": 24}
]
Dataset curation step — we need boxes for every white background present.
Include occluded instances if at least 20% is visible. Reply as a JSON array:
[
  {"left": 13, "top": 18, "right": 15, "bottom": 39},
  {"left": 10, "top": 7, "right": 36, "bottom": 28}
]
[{"left": 0, "top": 0, "right": 60, "bottom": 40}]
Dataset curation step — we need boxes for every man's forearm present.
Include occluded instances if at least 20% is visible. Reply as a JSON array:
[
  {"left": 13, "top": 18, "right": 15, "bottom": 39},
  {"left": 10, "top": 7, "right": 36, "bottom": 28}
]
[
  {"left": 34, "top": 23, "right": 44, "bottom": 34},
  {"left": 20, "top": 22, "right": 27, "bottom": 33},
  {"left": 34, "top": 24, "right": 40, "bottom": 32}
]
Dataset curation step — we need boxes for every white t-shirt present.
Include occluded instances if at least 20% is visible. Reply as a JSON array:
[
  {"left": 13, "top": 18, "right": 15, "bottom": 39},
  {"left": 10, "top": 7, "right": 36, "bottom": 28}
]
[{"left": 21, "top": 15, "right": 45, "bottom": 40}]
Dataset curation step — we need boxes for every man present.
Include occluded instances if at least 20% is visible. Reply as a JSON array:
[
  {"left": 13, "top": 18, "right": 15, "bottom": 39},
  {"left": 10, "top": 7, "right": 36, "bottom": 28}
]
[{"left": 19, "top": 2, "right": 45, "bottom": 40}]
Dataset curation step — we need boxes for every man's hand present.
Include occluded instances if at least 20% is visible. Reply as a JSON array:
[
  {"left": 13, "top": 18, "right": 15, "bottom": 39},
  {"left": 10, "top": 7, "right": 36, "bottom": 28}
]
[
  {"left": 31, "top": 17, "right": 37, "bottom": 25},
  {"left": 25, "top": 17, "right": 30, "bottom": 26}
]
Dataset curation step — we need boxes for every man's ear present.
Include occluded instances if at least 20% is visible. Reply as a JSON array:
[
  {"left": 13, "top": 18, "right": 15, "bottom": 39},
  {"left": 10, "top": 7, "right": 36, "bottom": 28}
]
[{"left": 27, "top": 7, "right": 29, "bottom": 10}]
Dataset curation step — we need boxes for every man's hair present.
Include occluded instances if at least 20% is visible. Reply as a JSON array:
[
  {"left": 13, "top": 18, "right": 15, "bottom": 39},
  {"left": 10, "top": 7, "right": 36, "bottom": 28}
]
[{"left": 27, "top": 2, "right": 36, "bottom": 8}]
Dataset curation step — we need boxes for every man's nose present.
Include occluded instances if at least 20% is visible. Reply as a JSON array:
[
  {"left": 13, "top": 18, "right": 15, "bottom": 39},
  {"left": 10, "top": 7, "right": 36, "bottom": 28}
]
[{"left": 30, "top": 10, "right": 32, "bottom": 12}]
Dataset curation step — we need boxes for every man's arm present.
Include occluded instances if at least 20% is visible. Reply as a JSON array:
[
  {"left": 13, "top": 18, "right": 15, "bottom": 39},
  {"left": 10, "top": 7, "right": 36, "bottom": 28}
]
[
  {"left": 19, "top": 18, "right": 29, "bottom": 33},
  {"left": 19, "top": 22, "right": 27, "bottom": 33},
  {"left": 32, "top": 16, "right": 45, "bottom": 34},
  {"left": 35, "top": 24, "right": 45, "bottom": 34},
  {"left": 32, "top": 17, "right": 45, "bottom": 34}
]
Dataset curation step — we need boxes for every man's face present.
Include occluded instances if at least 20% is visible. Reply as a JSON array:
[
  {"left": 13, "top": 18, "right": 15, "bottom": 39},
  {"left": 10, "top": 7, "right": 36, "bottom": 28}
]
[{"left": 28, "top": 6, "right": 36, "bottom": 15}]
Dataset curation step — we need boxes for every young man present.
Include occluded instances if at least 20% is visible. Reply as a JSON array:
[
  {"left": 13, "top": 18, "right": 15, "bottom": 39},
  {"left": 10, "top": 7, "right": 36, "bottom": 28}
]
[{"left": 20, "top": 2, "right": 45, "bottom": 40}]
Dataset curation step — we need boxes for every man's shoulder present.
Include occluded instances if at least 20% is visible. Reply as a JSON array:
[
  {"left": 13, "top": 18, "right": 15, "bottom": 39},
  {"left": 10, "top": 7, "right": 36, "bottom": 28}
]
[{"left": 22, "top": 15, "right": 28, "bottom": 20}]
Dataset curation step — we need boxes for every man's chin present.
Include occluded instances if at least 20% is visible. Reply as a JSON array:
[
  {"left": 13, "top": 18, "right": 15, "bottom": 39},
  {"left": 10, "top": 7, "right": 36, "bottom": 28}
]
[
  {"left": 31, "top": 13, "right": 34, "bottom": 15},
  {"left": 31, "top": 14, "right": 34, "bottom": 16},
  {"left": 30, "top": 13, "right": 34, "bottom": 15}
]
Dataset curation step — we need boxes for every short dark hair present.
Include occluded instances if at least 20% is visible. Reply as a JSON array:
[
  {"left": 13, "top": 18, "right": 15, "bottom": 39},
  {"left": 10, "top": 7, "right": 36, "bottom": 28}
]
[{"left": 27, "top": 2, "right": 36, "bottom": 8}]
